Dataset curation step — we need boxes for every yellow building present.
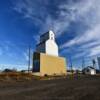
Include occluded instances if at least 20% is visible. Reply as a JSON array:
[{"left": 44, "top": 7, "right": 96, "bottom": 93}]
[{"left": 33, "top": 52, "right": 67, "bottom": 76}]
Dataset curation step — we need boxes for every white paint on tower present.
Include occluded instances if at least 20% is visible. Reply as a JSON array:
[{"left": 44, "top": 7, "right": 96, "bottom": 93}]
[{"left": 36, "top": 30, "right": 58, "bottom": 56}]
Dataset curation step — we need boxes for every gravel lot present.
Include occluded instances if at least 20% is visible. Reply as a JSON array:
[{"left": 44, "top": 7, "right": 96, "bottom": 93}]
[{"left": 0, "top": 75, "right": 100, "bottom": 100}]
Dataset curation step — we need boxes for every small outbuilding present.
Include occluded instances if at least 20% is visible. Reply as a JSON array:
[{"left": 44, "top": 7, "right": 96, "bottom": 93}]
[{"left": 82, "top": 66, "right": 96, "bottom": 75}]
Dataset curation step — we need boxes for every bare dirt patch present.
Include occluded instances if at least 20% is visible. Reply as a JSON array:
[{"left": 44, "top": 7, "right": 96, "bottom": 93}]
[{"left": 0, "top": 75, "right": 100, "bottom": 100}]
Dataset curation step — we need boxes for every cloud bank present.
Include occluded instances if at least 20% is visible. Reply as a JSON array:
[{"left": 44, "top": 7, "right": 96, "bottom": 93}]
[{"left": 12, "top": 0, "right": 100, "bottom": 59}]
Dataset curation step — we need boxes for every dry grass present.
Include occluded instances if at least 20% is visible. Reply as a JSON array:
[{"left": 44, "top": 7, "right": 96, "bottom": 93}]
[
  {"left": 0, "top": 72, "right": 68, "bottom": 81},
  {"left": 0, "top": 72, "right": 33, "bottom": 81}
]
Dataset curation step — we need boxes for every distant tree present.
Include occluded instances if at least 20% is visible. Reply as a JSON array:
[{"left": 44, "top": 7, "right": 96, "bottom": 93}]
[
  {"left": 3, "top": 68, "right": 17, "bottom": 73},
  {"left": 3, "top": 69, "right": 12, "bottom": 72}
]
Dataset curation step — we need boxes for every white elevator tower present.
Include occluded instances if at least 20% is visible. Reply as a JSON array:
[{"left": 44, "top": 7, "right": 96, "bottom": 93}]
[{"left": 36, "top": 30, "right": 58, "bottom": 56}]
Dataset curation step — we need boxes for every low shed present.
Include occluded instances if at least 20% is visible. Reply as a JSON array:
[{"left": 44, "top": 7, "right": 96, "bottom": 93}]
[{"left": 82, "top": 66, "right": 96, "bottom": 75}]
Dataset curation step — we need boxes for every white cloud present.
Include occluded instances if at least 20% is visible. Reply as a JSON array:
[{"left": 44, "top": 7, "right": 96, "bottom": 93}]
[
  {"left": 61, "top": 23, "right": 100, "bottom": 49},
  {"left": 80, "top": 41, "right": 100, "bottom": 49},
  {"left": 13, "top": 0, "right": 100, "bottom": 59},
  {"left": 23, "top": 50, "right": 29, "bottom": 61},
  {"left": 88, "top": 45, "right": 100, "bottom": 57},
  {"left": 60, "top": 0, "right": 100, "bottom": 58},
  {"left": 73, "top": 52, "right": 86, "bottom": 59},
  {"left": 0, "top": 64, "right": 30, "bottom": 71},
  {"left": 13, "top": 0, "right": 98, "bottom": 37},
  {"left": 13, "top": 0, "right": 100, "bottom": 37},
  {"left": 61, "top": 0, "right": 100, "bottom": 46},
  {"left": 33, "top": 35, "right": 40, "bottom": 43},
  {"left": 23, "top": 48, "right": 33, "bottom": 63}
]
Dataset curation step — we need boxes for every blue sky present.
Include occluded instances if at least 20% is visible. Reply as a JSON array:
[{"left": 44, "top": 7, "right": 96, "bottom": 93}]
[{"left": 0, "top": 0, "right": 100, "bottom": 70}]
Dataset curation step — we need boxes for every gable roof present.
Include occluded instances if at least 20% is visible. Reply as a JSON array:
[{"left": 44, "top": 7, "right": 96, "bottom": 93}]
[{"left": 83, "top": 66, "right": 96, "bottom": 71}]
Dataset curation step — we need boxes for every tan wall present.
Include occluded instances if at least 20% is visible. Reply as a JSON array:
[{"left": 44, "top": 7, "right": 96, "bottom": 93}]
[{"left": 40, "top": 53, "right": 67, "bottom": 76}]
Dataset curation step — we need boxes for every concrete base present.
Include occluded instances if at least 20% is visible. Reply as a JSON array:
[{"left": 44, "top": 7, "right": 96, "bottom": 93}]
[{"left": 33, "top": 52, "right": 67, "bottom": 76}]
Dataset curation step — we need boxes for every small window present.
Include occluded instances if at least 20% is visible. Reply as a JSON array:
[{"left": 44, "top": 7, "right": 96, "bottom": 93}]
[{"left": 51, "top": 37, "right": 53, "bottom": 40}]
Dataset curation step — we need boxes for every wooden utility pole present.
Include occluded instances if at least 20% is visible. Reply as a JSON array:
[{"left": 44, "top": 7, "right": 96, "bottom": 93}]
[
  {"left": 82, "top": 57, "right": 85, "bottom": 70},
  {"left": 70, "top": 57, "right": 73, "bottom": 74},
  {"left": 28, "top": 45, "right": 31, "bottom": 73}
]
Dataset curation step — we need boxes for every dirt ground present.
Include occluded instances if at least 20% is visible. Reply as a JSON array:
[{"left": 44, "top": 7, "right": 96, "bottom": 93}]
[{"left": 0, "top": 75, "right": 100, "bottom": 100}]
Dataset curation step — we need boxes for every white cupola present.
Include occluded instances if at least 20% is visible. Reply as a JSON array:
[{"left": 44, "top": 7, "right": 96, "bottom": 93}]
[{"left": 36, "top": 30, "right": 58, "bottom": 56}]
